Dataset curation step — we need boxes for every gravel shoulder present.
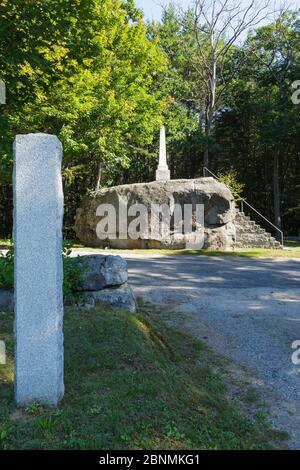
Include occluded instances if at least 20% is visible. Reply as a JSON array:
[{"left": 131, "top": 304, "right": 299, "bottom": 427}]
[{"left": 123, "top": 255, "right": 300, "bottom": 449}]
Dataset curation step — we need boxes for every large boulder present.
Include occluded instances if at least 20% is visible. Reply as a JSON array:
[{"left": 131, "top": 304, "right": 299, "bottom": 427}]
[{"left": 75, "top": 177, "right": 236, "bottom": 250}]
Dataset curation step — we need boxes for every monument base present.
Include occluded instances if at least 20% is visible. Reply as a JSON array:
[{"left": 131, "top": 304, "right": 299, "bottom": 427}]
[{"left": 156, "top": 167, "right": 170, "bottom": 181}]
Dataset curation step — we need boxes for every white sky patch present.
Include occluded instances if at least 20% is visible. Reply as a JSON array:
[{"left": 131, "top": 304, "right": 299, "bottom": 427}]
[{"left": 136, "top": 0, "right": 300, "bottom": 23}]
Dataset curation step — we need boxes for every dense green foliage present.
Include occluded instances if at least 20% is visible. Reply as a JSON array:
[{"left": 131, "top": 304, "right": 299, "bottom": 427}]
[
  {"left": 217, "top": 169, "right": 245, "bottom": 203},
  {"left": 0, "top": 0, "right": 167, "bottom": 236},
  {"left": 146, "top": 7, "right": 300, "bottom": 236},
  {"left": 0, "top": 1, "right": 299, "bottom": 237}
]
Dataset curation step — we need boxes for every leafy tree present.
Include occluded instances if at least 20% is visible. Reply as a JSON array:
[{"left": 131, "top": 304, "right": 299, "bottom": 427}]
[
  {"left": 1, "top": 0, "right": 300, "bottom": 240},
  {"left": 152, "top": 4, "right": 300, "bottom": 236},
  {"left": 217, "top": 169, "right": 245, "bottom": 202},
  {"left": 212, "top": 12, "right": 300, "bottom": 235},
  {"left": 244, "top": 11, "right": 300, "bottom": 231},
  {"left": 0, "top": 0, "right": 167, "bottom": 235},
  {"left": 190, "top": 0, "right": 272, "bottom": 169}
]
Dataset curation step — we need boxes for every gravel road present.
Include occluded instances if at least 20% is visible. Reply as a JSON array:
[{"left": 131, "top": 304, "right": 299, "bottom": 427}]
[{"left": 124, "top": 254, "right": 300, "bottom": 449}]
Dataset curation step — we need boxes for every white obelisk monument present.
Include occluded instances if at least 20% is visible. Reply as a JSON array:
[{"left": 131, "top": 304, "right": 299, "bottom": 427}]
[{"left": 156, "top": 126, "right": 170, "bottom": 181}]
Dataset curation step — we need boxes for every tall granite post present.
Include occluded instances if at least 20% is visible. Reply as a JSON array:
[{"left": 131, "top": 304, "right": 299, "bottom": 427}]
[
  {"left": 13, "top": 134, "right": 64, "bottom": 406},
  {"left": 156, "top": 126, "right": 170, "bottom": 181}
]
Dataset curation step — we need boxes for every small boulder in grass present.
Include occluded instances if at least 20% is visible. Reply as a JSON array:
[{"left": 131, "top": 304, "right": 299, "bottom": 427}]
[
  {"left": 89, "top": 284, "right": 137, "bottom": 313},
  {"left": 71, "top": 255, "right": 128, "bottom": 291}
]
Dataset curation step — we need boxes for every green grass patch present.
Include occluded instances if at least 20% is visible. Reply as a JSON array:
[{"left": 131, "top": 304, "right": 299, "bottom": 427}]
[
  {"left": 73, "top": 240, "right": 300, "bottom": 259},
  {"left": 0, "top": 305, "right": 284, "bottom": 450},
  {"left": 2, "top": 238, "right": 300, "bottom": 258}
]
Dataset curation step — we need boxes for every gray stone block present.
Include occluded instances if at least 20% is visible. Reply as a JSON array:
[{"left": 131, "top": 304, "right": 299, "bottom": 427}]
[
  {"left": 13, "top": 134, "right": 64, "bottom": 406},
  {"left": 71, "top": 254, "right": 128, "bottom": 291},
  {"left": 90, "top": 284, "right": 137, "bottom": 313},
  {"left": 156, "top": 168, "right": 171, "bottom": 181}
]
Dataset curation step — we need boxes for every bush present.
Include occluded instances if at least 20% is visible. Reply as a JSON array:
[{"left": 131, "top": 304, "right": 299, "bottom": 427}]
[
  {"left": 62, "top": 242, "right": 85, "bottom": 301},
  {"left": 217, "top": 169, "right": 245, "bottom": 203},
  {"left": 0, "top": 241, "right": 84, "bottom": 301}
]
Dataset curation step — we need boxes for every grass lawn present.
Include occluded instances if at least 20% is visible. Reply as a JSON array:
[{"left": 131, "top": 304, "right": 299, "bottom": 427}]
[
  {"left": 0, "top": 304, "right": 286, "bottom": 450},
  {"left": 1, "top": 238, "right": 300, "bottom": 258},
  {"left": 73, "top": 240, "right": 300, "bottom": 259}
]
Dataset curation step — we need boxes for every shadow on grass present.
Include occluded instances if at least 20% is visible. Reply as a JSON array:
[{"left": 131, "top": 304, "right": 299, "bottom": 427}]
[{"left": 0, "top": 305, "right": 287, "bottom": 450}]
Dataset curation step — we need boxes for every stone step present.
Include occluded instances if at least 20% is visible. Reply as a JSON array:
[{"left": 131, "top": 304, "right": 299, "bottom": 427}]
[
  {"left": 236, "top": 243, "right": 277, "bottom": 249},
  {"left": 235, "top": 214, "right": 250, "bottom": 221},
  {"left": 235, "top": 237, "right": 279, "bottom": 245},
  {"left": 236, "top": 217, "right": 251, "bottom": 224},
  {"left": 234, "top": 207, "right": 282, "bottom": 249},
  {"left": 236, "top": 224, "right": 265, "bottom": 232},
  {"left": 236, "top": 238, "right": 274, "bottom": 245},
  {"left": 236, "top": 231, "right": 271, "bottom": 238},
  {"left": 236, "top": 230, "right": 272, "bottom": 237}
]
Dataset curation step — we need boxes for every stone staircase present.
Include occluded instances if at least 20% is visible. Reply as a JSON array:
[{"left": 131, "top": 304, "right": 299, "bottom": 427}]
[{"left": 235, "top": 209, "right": 282, "bottom": 249}]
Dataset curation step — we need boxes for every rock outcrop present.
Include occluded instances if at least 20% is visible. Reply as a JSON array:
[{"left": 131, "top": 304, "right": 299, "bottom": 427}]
[{"left": 75, "top": 177, "right": 236, "bottom": 251}]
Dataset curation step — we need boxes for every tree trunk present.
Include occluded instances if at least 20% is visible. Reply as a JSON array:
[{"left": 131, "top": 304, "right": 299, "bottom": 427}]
[
  {"left": 95, "top": 161, "right": 102, "bottom": 191},
  {"left": 273, "top": 152, "right": 282, "bottom": 237},
  {"left": 203, "top": 50, "right": 217, "bottom": 173},
  {"left": 203, "top": 106, "right": 211, "bottom": 172},
  {"left": 203, "top": 146, "right": 209, "bottom": 171}
]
